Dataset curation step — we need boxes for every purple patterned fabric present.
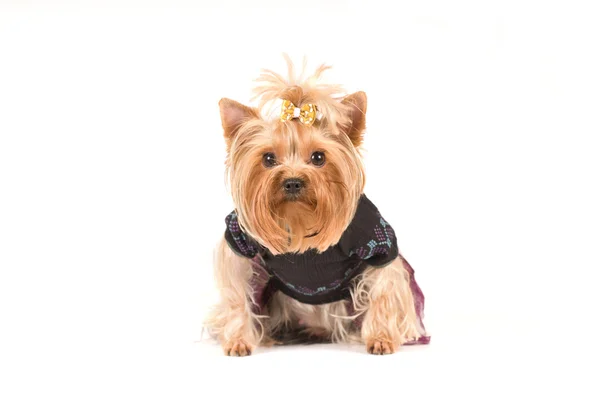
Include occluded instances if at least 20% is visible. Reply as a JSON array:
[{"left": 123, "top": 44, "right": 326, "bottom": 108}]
[
  {"left": 225, "top": 212, "right": 260, "bottom": 258},
  {"left": 400, "top": 258, "right": 431, "bottom": 345},
  {"left": 248, "top": 256, "right": 273, "bottom": 313}
]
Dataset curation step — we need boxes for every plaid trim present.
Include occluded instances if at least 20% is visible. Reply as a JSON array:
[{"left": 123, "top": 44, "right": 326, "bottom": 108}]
[
  {"left": 225, "top": 211, "right": 259, "bottom": 258},
  {"left": 349, "top": 217, "right": 395, "bottom": 260}
]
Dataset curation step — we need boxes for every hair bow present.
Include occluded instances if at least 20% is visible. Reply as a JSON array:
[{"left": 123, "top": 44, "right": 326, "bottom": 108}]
[{"left": 280, "top": 99, "right": 323, "bottom": 126}]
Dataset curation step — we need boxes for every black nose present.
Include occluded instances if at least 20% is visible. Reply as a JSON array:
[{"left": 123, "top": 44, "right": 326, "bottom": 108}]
[{"left": 282, "top": 178, "right": 304, "bottom": 195}]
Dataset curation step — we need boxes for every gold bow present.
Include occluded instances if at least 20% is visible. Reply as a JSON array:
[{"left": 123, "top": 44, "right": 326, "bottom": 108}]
[{"left": 280, "top": 99, "right": 323, "bottom": 126}]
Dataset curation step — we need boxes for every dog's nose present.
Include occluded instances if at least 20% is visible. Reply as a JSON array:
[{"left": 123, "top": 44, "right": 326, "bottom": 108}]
[{"left": 282, "top": 178, "right": 304, "bottom": 195}]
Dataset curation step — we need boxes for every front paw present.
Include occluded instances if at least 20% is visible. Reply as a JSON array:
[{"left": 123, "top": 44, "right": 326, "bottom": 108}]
[
  {"left": 223, "top": 339, "right": 253, "bottom": 357},
  {"left": 366, "top": 338, "right": 396, "bottom": 355}
]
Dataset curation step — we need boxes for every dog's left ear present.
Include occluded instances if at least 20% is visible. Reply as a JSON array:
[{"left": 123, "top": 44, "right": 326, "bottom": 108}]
[
  {"left": 340, "top": 91, "right": 367, "bottom": 147},
  {"left": 218, "top": 98, "right": 260, "bottom": 142}
]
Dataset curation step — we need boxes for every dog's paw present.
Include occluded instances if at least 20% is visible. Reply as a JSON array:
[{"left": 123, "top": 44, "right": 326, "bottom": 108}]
[
  {"left": 223, "top": 339, "right": 253, "bottom": 357},
  {"left": 366, "top": 339, "right": 396, "bottom": 355}
]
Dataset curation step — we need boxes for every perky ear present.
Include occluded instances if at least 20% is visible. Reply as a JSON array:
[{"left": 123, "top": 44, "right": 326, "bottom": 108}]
[
  {"left": 218, "top": 98, "right": 260, "bottom": 141},
  {"left": 340, "top": 91, "right": 367, "bottom": 147}
]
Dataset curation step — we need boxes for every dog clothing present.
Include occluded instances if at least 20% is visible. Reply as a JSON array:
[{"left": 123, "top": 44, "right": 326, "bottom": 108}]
[
  {"left": 224, "top": 195, "right": 401, "bottom": 305},
  {"left": 224, "top": 194, "right": 430, "bottom": 344}
]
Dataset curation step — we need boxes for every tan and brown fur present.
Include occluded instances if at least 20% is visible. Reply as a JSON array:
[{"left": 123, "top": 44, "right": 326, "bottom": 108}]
[{"left": 205, "top": 57, "right": 425, "bottom": 355}]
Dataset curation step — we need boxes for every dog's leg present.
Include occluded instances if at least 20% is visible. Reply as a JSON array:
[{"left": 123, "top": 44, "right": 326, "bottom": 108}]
[
  {"left": 204, "top": 238, "right": 263, "bottom": 356},
  {"left": 356, "top": 257, "right": 424, "bottom": 355}
]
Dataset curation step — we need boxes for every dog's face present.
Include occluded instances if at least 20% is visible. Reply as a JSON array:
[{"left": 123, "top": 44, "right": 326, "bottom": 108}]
[{"left": 219, "top": 83, "right": 368, "bottom": 254}]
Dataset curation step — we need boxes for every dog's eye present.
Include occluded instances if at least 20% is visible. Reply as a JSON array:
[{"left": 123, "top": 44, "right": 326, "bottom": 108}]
[
  {"left": 310, "top": 151, "right": 326, "bottom": 167},
  {"left": 262, "top": 152, "right": 277, "bottom": 168}
]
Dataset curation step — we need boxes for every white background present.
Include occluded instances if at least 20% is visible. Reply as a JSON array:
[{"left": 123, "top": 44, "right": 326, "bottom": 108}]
[{"left": 1, "top": 1, "right": 599, "bottom": 397}]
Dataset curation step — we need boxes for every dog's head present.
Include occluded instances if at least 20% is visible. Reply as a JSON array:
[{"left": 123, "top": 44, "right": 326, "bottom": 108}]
[{"left": 219, "top": 59, "right": 368, "bottom": 254}]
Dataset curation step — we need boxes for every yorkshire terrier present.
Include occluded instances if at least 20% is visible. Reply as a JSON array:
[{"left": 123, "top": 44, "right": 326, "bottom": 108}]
[{"left": 205, "top": 58, "right": 429, "bottom": 355}]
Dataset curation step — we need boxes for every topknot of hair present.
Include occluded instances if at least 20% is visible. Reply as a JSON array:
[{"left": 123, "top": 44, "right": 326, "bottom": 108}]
[{"left": 251, "top": 54, "right": 352, "bottom": 134}]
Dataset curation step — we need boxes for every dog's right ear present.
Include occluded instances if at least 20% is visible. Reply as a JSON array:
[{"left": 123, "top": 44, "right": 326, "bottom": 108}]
[{"left": 219, "top": 98, "right": 260, "bottom": 141}]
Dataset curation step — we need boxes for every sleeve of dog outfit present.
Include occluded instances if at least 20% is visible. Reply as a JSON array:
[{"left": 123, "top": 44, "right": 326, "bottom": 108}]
[
  {"left": 224, "top": 211, "right": 260, "bottom": 258},
  {"left": 338, "top": 195, "right": 399, "bottom": 267}
]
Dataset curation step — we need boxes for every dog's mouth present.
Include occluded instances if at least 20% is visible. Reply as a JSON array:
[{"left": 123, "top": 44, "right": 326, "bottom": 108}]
[
  {"left": 273, "top": 194, "right": 322, "bottom": 239},
  {"left": 277, "top": 191, "right": 313, "bottom": 205},
  {"left": 283, "top": 193, "right": 302, "bottom": 202}
]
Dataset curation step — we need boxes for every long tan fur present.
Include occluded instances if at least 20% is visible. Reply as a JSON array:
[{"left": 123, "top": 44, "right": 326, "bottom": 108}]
[
  {"left": 205, "top": 57, "right": 425, "bottom": 355},
  {"left": 204, "top": 238, "right": 265, "bottom": 355}
]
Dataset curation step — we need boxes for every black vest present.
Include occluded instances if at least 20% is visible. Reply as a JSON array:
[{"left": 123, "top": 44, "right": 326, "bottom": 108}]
[{"left": 224, "top": 195, "right": 398, "bottom": 305}]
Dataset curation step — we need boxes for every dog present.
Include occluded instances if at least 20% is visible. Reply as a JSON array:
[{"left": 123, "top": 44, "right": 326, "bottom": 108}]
[{"left": 205, "top": 57, "right": 429, "bottom": 355}]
